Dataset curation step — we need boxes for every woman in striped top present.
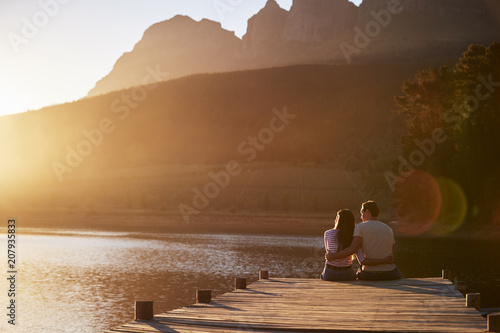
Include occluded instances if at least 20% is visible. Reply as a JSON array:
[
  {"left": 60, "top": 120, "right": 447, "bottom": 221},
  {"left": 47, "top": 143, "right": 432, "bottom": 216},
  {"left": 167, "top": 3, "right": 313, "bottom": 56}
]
[{"left": 320, "top": 209, "right": 359, "bottom": 281}]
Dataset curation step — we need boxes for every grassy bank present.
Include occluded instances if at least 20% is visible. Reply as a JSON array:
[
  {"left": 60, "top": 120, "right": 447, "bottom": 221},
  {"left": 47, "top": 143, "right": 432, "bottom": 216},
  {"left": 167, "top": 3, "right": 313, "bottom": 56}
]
[
  {"left": 4, "top": 207, "right": 335, "bottom": 236},
  {"left": 4, "top": 207, "right": 500, "bottom": 239}
]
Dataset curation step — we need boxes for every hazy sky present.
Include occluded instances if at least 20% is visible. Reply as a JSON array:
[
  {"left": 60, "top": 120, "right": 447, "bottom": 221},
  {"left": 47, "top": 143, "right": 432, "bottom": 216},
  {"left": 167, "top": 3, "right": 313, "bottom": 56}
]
[{"left": 0, "top": 0, "right": 363, "bottom": 117}]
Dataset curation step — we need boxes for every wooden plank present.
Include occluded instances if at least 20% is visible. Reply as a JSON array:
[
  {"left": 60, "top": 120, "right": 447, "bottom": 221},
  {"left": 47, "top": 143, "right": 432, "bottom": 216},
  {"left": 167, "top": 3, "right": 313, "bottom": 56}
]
[
  {"left": 157, "top": 314, "right": 486, "bottom": 328},
  {"left": 105, "top": 278, "right": 487, "bottom": 333}
]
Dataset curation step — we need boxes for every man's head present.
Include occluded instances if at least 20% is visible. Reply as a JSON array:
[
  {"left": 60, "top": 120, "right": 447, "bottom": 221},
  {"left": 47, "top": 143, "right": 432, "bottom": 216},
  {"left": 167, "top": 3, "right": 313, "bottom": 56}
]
[{"left": 360, "top": 201, "right": 379, "bottom": 221}]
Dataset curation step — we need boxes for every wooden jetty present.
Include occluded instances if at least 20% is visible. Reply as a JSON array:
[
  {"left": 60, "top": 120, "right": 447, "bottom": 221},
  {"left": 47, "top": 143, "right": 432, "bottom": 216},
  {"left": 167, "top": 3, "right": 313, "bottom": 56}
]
[{"left": 105, "top": 274, "right": 497, "bottom": 332}]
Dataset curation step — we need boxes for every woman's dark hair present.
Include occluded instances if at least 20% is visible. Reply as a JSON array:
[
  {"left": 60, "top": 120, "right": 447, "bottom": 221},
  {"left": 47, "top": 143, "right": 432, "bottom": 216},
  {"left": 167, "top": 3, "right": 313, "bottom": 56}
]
[{"left": 334, "top": 209, "right": 355, "bottom": 252}]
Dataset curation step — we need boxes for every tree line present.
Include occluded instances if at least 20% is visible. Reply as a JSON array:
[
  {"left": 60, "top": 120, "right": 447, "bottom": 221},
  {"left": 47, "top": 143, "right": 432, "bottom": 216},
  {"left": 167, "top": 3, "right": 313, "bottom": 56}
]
[{"left": 390, "top": 43, "right": 500, "bottom": 229}]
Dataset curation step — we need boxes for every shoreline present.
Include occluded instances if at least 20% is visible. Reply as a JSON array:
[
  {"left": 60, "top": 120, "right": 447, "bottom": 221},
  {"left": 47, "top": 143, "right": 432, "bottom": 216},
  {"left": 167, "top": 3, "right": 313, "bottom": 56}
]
[
  {"left": 2, "top": 208, "right": 500, "bottom": 240},
  {"left": 2, "top": 208, "right": 333, "bottom": 236}
]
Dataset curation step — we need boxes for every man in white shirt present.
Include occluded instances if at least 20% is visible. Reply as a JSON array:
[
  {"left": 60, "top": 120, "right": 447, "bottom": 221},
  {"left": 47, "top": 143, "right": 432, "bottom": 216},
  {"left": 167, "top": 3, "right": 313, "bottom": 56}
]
[{"left": 326, "top": 201, "right": 401, "bottom": 280}]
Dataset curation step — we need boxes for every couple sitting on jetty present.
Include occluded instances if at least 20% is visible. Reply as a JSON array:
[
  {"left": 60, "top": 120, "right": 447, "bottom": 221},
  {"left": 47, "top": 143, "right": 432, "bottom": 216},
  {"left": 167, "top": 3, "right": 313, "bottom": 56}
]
[{"left": 321, "top": 200, "right": 401, "bottom": 281}]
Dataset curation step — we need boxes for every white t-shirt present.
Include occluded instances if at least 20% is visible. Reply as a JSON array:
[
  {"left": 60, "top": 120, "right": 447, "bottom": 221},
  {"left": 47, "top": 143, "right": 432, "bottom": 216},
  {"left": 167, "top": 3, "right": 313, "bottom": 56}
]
[{"left": 353, "top": 220, "right": 396, "bottom": 272}]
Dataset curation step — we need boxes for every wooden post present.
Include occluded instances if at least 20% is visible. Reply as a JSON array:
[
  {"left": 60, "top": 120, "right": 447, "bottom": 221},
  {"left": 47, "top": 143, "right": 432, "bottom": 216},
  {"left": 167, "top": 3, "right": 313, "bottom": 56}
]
[
  {"left": 488, "top": 313, "right": 500, "bottom": 332},
  {"left": 454, "top": 280, "right": 466, "bottom": 293},
  {"left": 196, "top": 289, "right": 212, "bottom": 303},
  {"left": 442, "top": 269, "right": 452, "bottom": 280},
  {"left": 259, "top": 270, "right": 269, "bottom": 280},
  {"left": 135, "top": 301, "right": 153, "bottom": 321},
  {"left": 235, "top": 277, "right": 247, "bottom": 289},
  {"left": 466, "top": 293, "right": 480, "bottom": 310}
]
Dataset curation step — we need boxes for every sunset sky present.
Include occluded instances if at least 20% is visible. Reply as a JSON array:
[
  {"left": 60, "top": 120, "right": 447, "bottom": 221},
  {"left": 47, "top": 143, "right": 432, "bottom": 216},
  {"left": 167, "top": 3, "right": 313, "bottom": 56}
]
[{"left": 0, "top": 0, "right": 363, "bottom": 117}]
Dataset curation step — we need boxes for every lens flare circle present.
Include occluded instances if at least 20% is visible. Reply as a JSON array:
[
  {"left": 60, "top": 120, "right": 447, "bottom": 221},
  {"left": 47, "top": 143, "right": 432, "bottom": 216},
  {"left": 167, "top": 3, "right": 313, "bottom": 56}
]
[
  {"left": 430, "top": 178, "right": 467, "bottom": 236},
  {"left": 394, "top": 170, "right": 441, "bottom": 235}
]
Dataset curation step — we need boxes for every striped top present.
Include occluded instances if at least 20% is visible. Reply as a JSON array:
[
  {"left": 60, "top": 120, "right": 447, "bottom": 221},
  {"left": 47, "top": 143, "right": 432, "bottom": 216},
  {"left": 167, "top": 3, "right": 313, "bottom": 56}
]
[{"left": 324, "top": 229, "right": 365, "bottom": 267}]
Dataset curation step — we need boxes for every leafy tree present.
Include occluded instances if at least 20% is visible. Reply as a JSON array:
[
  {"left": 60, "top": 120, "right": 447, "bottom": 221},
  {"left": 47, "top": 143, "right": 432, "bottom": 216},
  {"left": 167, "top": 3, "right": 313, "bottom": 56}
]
[
  {"left": 393, "top": 43, "right": 500, "bottom": 227},
  {"left": 394, "top": 65, "right": 457, "bottom": 175}
]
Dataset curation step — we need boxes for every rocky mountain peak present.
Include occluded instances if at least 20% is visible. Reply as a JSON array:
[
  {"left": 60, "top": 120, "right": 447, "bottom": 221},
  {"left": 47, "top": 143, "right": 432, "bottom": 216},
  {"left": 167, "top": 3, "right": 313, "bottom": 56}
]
[
  {"left": 356, "top": 0, "right": 499, "bottom": 41},
  {"left": 283, "top": 0, "right": 358, "bottom": 42},
  {"left": 88, "top": 16, "right": 240, "bottom": 97},
  {"left": 264, "top": 0, "right": 281, "bottom": 10},
  {"left": 241, "top": 0, "right": 288, "bottom": 58},
  {"left": 87, "top": 0, "right": 500, "bottom": 97}
]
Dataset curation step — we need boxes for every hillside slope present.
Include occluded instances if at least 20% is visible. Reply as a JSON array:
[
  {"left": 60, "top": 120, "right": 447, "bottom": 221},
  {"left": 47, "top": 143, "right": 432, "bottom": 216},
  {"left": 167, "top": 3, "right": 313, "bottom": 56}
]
[{"left": 0, "top": 64, "right": 420, "bottom": 212}]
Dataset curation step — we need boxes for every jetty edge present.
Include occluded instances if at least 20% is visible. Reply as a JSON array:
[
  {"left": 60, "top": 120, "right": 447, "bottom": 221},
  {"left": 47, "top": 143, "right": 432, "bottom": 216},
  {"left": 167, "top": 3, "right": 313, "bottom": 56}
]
[{"left": 105, "top": 270, "right": 498, "bottom": 332}]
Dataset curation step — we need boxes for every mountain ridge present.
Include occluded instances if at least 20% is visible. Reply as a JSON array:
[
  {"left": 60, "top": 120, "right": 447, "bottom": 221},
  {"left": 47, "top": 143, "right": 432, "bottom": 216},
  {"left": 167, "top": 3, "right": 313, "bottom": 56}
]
[{"left": 87, "top": 0, "right": 500, "bottom": 97}]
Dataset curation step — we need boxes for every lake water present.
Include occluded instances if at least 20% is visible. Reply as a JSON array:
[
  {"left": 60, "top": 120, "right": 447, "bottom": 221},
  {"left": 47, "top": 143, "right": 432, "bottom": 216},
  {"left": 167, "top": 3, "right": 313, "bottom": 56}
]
[
  {"left": 0, "top": 230, "right": 326, "bottom": 332},
  {"left": 0, "top": 230, "right": 498, "bottom": 333}
]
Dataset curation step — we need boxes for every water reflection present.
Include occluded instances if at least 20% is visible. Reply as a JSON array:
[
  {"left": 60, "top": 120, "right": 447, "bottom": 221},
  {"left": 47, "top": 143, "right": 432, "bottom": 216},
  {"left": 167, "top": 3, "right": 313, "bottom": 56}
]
[
  {"left": 1, "top": 231, "right": 498, "bottom": 333},
  {"left": 0, "top": 231, "right": 324, "bottom": 332}
]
